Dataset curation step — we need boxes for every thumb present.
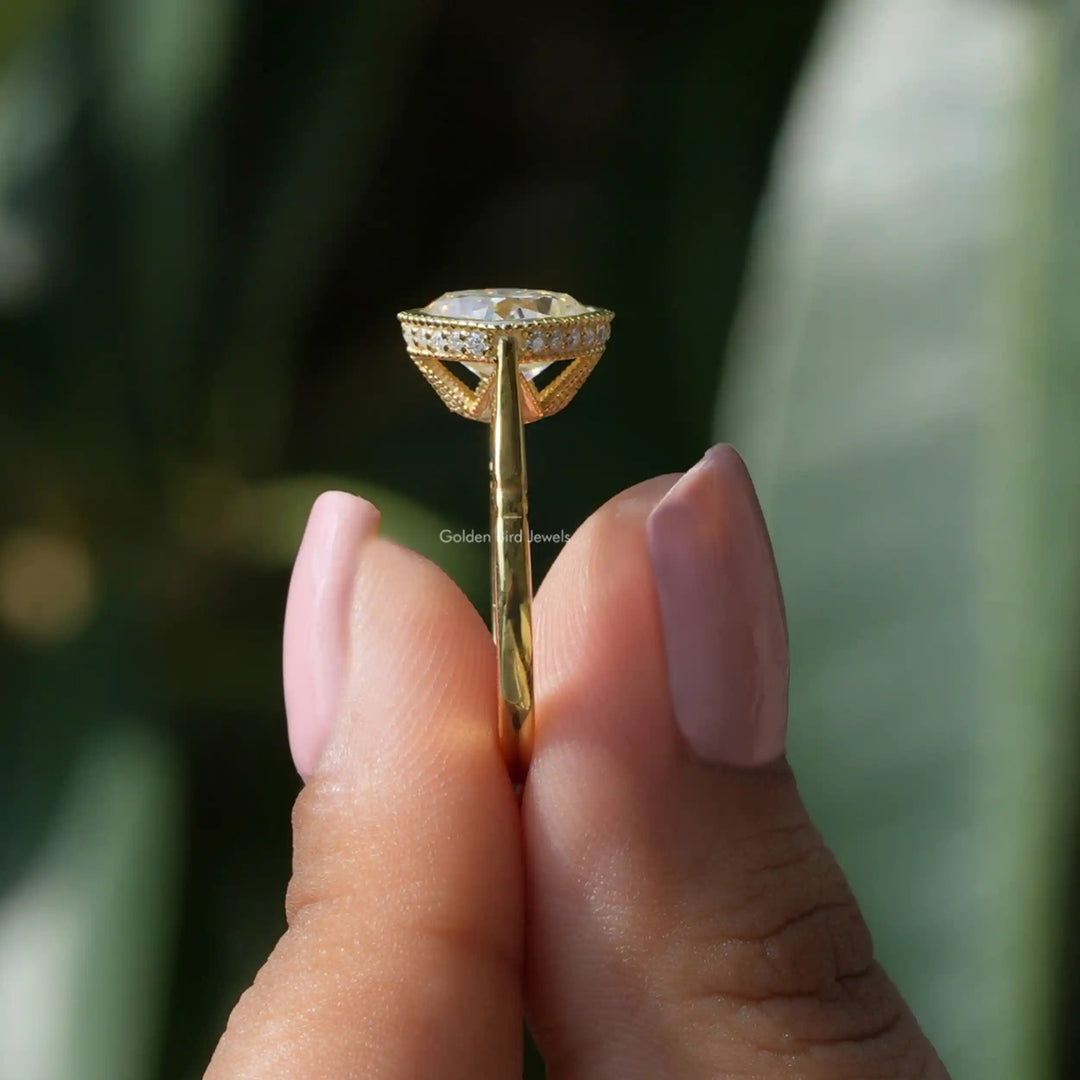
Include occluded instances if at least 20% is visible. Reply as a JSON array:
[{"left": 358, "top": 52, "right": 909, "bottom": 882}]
[
  {"left": 206, "top": 493, "right": 522, "bottom": 1079},
  {"left": 524, "top": 447, "right": 949, "bottom": 1079}
]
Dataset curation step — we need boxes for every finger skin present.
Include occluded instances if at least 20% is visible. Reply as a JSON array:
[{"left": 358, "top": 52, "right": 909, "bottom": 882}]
[
  {"left": 524, "top": 466, "right": 949, "bottom": 1079},
  {"left": 206, "top": 538, "right": 522, "bottom": 1080}
]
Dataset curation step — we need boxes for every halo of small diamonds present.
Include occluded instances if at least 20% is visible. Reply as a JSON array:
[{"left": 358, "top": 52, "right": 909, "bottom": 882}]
[
  {"left": 397, "top": 287, "right": 614, "bottom": 423},
  {"left": 397, "top": 309, "right": 613, "bottom": 366}
]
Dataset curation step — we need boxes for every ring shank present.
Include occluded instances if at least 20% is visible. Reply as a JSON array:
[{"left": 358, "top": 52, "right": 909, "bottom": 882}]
[{"left": 490, "top": 334, "right": 534, "bottom": 781}]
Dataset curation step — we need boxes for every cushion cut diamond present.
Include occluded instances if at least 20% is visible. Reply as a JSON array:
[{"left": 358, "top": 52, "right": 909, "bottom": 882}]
[
  {"left": 415, "top": 288, "right": 604, "bottom": 382},
  {"left": 425, "top": 287, "right": 589, "bottom": 322}
]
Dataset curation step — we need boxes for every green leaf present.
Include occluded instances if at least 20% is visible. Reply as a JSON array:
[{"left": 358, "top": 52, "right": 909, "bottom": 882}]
[
  {"left": 665, "top": 2, "right": 824, "bottom": 445},
  {"left": 97, "top": 0, "right": 240, "bottom": 161},
  {"left": 0, "top": 34, "right": 76, "bottom": 314},
  {"left": 95, "top": 0, "right": 242, "bottom": 462},
  {"left": 981, "top": 4, "right": 1080, "bottom": 1076},
  {"left": 0, "top": 724, "right": 182, "bottom": 1080},
  {"left": 0, "top": 29, "right": 77, "bottom": 197},
  {"left": 0, "top": 0, "right": 65, "bottom": 69},
  {"left": 718, "top": 2, "right": 1079, "bottom": 1076},
  {"left": 212, "top": 0, "right": 437, "bottom": 471}
]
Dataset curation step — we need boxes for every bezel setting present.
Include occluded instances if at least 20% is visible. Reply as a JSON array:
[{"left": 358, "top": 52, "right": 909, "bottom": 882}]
[{"left": 397, "top": 300, "right": 613, "bottom": 423}]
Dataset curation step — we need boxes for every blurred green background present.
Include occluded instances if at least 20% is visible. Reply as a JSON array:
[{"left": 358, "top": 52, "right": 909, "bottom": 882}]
[{"left": 1, "top": 0, "right": 1079, "bottom": 1077}]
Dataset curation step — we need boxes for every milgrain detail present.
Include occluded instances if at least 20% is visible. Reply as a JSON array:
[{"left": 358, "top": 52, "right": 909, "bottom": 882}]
[
  {"left": 398, "top": 305, "right": 613, "bottom": 423},
  {"left": 412, "top": 355, "right": 478, "bottom": 420},
  {"left": 540, "top": 348, "right": 604, "bottom": 418}
]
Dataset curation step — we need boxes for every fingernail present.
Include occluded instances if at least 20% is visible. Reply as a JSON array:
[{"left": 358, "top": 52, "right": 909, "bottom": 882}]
[
  {"left": 645, "top": 445, "right": 788, "bottom": 767},
  {"left": 283, "top": 491, "right": 380, "bottom": 778}
]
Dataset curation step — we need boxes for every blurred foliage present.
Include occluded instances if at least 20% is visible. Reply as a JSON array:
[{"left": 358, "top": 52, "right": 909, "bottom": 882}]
[
  {"left": 1, "top": 0, "right": 1078, "bottom": 1078},
  {"left": 724, "top": 3, "right": 1080, "bottom": 1078},
  {"left": 0, "top": 723, "right": 180, "bottom": 1080}
]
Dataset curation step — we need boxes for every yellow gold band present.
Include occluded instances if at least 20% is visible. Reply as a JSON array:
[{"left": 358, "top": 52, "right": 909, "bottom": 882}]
[
  {"left": 490, "top": 335, "right": 534, "bottom": 779},
  {"left": 398, "top": 289, "right": 613, "bottom": 781}
]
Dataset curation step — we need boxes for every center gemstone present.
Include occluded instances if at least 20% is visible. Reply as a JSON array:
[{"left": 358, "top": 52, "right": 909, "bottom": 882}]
[
  {"left": 424, "top": 287, "right": 589, "bottom": 322},
  {"left": 425, "top": 288, "right": 589, "bottom": 381}
]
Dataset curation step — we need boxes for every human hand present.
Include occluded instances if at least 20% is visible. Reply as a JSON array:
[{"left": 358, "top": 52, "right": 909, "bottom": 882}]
[{"left": 205, "top": 445, "right": 949, "bottom": 1079}]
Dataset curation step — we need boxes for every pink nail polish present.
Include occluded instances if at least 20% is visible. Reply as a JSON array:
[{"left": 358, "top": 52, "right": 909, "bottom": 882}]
[
  {"left": 283, "top": 491, "right": 380, "bottom": 778},
  {"left": 645, "top": 446, "right": 788, "bottom": 767}
]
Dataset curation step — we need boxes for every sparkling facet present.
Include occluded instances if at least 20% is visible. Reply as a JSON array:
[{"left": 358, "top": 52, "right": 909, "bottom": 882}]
[
  {"left": 465, "top": 331, "right": 487, "bottom": 356},
  {"left": 457, "top": 360, "right": 554, "bottom": 382},
  {"left": 403, "top": 288, "right": 610, "bottom": 422},
  {"left": 425, "top": 287, "right": 590, "bottom": 322},
  {"left": 405, "top": 289, "right": 610, "bottom": 391}
]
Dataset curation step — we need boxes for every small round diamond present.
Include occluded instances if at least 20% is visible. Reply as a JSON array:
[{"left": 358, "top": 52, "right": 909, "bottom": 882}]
[
  {"left": 527, "top": 332, "right": 547, "bottom": 353},
  {"left": 431, "top": 330, "right": 447, "bottom": 352},
  {"left": 568, "top": 327, "right": 581, "bottom": 350},
  {"left": 582, "top": 325, "right": 596, "bottom": 346},
  {"left": 550, "top": 329, "right": 565, "bottom": 351},
  {"left": 465, "top": 331, "right": 487, "bottom": 356}
]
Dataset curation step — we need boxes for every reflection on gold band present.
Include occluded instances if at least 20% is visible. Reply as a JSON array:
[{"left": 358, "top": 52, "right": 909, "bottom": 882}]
[{"left": 490, "top": 335, "right": 534, "bottom": 779}]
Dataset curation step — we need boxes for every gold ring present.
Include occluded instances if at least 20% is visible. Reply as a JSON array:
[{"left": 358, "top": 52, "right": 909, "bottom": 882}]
[{"left": 398, "top": 288, "right": 614, "bottom": 780}]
